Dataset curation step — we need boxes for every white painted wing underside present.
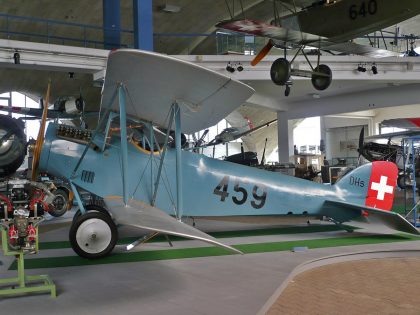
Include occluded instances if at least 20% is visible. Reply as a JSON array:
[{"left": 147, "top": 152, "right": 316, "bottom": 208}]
[{"left": 100, "top": 49, "right": 254, "bottom": 134}]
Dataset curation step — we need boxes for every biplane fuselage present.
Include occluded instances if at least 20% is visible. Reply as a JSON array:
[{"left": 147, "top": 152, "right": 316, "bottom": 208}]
[
  {"left": 286, "top": 0, "right": 420, "bottom": 42},
  {"left": 41, "top": 122, "right": 406, "bottom": 226}
]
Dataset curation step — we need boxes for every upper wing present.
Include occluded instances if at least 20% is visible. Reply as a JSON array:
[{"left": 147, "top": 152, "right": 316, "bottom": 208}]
[
  {"left": 322, "top": 200, "right": 419, "bottom": 235},
  {"left": 101, "top": 49, "right": 254, "bottom": 134},
  {"left": 217, "top": 19, "right": 400, "bottom": 58},
  {"left": 104, "top": 196, "right": 242, "bottom": 254}
]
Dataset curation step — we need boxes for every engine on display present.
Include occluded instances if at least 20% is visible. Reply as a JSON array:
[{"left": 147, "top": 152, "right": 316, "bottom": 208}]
[{"left": 0, "top": 179, "right": 55, "bottom": 253}]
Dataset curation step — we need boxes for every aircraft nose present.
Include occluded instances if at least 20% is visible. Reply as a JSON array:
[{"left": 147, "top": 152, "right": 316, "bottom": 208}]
[{"left": 38, "top": 126, "right": 52, "bottom": 173}]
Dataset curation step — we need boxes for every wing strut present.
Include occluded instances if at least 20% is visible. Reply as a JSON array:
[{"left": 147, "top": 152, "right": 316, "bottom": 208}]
[
  {"left": 174, "top": 102, "right": 184, "bottom": 219},
  {"left": 118, "top": 84, "right": 129, "bottom": 205}
]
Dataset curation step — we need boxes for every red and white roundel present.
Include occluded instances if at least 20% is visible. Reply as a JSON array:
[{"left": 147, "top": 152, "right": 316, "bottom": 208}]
[{"left": 365, "top": 161, "right": 398, "bottom": 211}]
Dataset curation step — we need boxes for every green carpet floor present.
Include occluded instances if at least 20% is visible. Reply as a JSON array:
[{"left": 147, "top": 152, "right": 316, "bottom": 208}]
[
  {"left": 37, "top": 224, "right": 353, "bottom": 250},
  {"left": 9, "top": 233, "right": 420, "bottom": 270}
]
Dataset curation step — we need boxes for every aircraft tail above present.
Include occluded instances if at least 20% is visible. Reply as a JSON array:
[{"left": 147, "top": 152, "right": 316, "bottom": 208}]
[{"left": 104, "top": 196, "right": 242, "bottom": 254}]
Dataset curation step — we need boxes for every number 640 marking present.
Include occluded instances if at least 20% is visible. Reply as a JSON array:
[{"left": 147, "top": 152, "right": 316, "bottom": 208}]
[{"left": 213, "top": 176, "right": 267, "bottom": 209}]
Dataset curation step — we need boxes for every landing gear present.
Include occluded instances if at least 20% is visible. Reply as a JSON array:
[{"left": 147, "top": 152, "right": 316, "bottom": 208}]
[
  {"left": 69, "top": 211, "right": 118, "bottom": 259},
  {"left": 284, "top": 83, "right": 292, "bottom": 97},
  {"left": 270, "top": 58, "right": 332, "bottom": 95},
  {"left": 270, "top": 58, "right": 291, "bottom": 86},
  {"left": 311, "top": 64, "right": 332, "bottom": 91}
]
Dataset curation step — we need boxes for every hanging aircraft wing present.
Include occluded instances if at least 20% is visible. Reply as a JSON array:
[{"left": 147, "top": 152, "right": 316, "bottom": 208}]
[
  {"left": 322, "top": 200, "right": 419, "bottom": 235},
  {"left": 104, "top": 196, "right": 243, "bottom": 254},
  {"left": 381, "top": 118, "right": 420, "bottom": 130},
  {"left": 365, "top": 131, "right": 420, "bottom": 141},
  {"left": 277, "top": 0, "right": 321, "bottom": 8},
  {"left": 217, "top": 19, "right": 400, "bottom": 58},
  {"left": 216, "top": 19, "right": 323, "bottom": 46},
  {"left": 100, "top": 49, "right": 254, "bottom": 134},
  {"left": 319, "top": 41, "right": 400, "bottom": 58}
]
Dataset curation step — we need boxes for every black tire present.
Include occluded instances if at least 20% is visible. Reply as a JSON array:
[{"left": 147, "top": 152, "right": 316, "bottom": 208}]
[
  {"left": 69, "top": 211, "right": 118, "bottom": 259},
  {"left": 397, "top": 174, "right": 407, "bottom": 189},
  {"left": 72, "top": 204, "right": 110, "bottom": 224},
  {"left": 0, "top": 116, "right": 26, "bottom": 177},
  {"left": 311, "top": 64, "right": 332, "bottom": 91},
  {"left": 270, "top": 58, "right": 291, "bottom": 86},
  {"left": 49, "top": 189, "right": 69, "bottom": 217}
]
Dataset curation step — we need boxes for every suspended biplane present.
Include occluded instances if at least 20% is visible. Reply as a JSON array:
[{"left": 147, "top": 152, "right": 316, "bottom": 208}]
[
  {"left": 217, "top": 0, "right": 420, "bottom": 95},
  {"left": 7, "top": 49, "right": 414, "bottom": 259}
]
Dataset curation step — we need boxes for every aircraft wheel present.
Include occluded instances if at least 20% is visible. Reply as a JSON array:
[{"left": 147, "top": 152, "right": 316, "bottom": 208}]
[
  {"left": 70, "top": 211, "right": 118, "bottom": 259},
  {"left": 72, "top": 204, "right": 110, "bottom": 224},
  {"left": 311, "top": 64, "right": 332, "bottom": 91},
  {"left": 0, "top": 116, "right": 26, "bottom": 177},
  {"left": 397, "top": 174, "right": 407, "bottom": 189},
  {"left": 270, "top": 58, "right": 291, "bottom": 86},
  {"left": 49, "top": 189, "right": 69, "bottom": 217}
]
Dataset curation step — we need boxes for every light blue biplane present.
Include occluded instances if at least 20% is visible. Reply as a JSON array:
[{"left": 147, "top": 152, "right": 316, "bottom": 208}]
[{"left": 33, "top": 49, "right": 418, "bottom": 258}]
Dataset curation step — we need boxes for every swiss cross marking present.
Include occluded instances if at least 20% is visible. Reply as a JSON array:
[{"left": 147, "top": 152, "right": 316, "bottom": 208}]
[{"left": 370, "top": 176, "right": 393, "bottom": 200}]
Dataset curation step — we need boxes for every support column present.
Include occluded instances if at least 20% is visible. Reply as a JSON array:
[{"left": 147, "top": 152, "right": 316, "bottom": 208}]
[
  {"left": 133, "top": 0, "right": 154, "bottom": 51},
  {"left": 103, "top": 0, "right": 121, "bottom": 49},
  {"left": 277, "top": 111, "right": 291, "bottom": 162}
]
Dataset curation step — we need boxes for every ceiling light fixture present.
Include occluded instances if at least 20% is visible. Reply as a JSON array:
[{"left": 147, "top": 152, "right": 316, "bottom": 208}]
[
  {"left": 226, "top": 62, "right": 235, "bottom": 73},
  {"left": 357, "top": 64, "right": 366, "bottom": 72},
  {"left": 13, "top": 51, "right": 20, "bottom": 64}
]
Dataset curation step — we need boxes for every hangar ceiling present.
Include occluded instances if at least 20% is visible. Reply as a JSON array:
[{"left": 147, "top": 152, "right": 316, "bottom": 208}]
[{"left": 1, "top": 0, "right": 420, "bottom": 159}]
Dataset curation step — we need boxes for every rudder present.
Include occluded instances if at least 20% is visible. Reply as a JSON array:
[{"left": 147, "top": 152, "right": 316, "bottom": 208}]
[{"left": 334, "top": 161, "right": 398, "bottom": 211}]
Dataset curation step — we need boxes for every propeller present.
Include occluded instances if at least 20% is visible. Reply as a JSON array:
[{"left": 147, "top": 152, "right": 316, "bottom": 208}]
[
  {"left": 358, "top": 127, "right": 364, "bottom": 158},
  {"left": 31, "top": 81, "right": 51, "bottom": 181},
  {"left": 194, "top": 129, "right": 209, "bottom": 148},
  {"left": 251, "top": 40, "right": 274, "bottom": 66}
]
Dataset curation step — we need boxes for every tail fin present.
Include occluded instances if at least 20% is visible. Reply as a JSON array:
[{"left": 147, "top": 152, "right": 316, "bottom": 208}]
[
  {"left": 335, "top": 161, "right": 398, "bottom": 211},
  {"left": 324, "top": 162, "right": 418, "bottom": 235}
]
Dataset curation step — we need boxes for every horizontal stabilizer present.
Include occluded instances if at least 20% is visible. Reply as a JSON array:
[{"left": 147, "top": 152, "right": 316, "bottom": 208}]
[
  {"left": 104, "top": 196, "right": 242, "bottom": 254},
  {"left": 323, "top": 200, "right": 419, "bottom": 235}
]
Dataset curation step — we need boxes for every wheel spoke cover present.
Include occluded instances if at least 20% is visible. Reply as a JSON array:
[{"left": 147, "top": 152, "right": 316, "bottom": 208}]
[{"left": 76, "top": 218, "right": 112, "bottom": 254}]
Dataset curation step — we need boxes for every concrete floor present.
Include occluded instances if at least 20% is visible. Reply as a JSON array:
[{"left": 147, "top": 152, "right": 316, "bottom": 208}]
[{"left": 1, "top": 210, "right": 419, "bottom": 315}]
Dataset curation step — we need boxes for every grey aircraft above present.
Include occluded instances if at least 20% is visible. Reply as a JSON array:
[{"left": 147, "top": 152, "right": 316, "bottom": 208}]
[
  {"left": 208, "top": 118, "right": 277, "bottom": 146},
  {"left": 217, "top": 0, "right": 420, "bottom": 95}
]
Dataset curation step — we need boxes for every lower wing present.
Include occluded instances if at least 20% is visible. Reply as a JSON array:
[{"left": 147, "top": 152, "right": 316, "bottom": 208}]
[{"left": 104, "top": 196, "right": 242, "bottom": 254}]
